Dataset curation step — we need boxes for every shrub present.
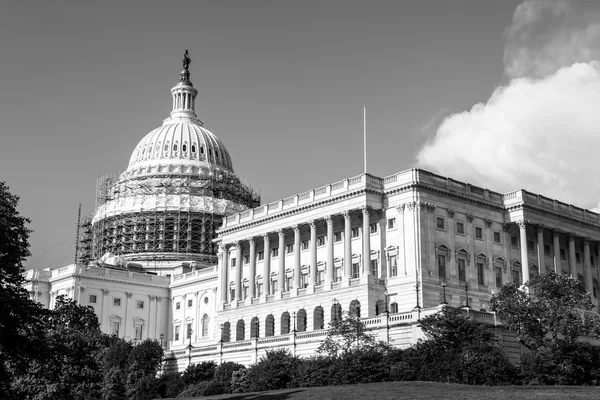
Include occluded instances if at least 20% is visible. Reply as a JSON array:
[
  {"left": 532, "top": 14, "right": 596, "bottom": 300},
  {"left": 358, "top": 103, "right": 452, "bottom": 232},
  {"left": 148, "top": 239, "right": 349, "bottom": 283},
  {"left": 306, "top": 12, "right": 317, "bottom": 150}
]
[
  {"left": 181, "top": 361, "right": 217, "bottom": 386},
  {"left": 175, "top": 381, "right": 211, "bottom": 398},
  {"left": 156, "top": 372, "right": 185, "bottom": 398},
  {"left": 213, "top": 362, "right": 245, "bottom": 393},
  {"left": 245, "top": 349, "right": 296, "bottom": 392},
  {"left": 293, "top": 356, "right": 331, "bottom": 388},
  {"left": 230, "top": 368, "right": 250, "bottom": 393}
]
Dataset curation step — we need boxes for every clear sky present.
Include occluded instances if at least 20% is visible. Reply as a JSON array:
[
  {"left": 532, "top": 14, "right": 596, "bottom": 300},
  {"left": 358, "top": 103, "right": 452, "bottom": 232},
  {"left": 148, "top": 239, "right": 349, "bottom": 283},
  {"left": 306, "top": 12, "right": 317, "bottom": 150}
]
[{"left": 1, "top": 0, "right": 576, "bottom": 269}]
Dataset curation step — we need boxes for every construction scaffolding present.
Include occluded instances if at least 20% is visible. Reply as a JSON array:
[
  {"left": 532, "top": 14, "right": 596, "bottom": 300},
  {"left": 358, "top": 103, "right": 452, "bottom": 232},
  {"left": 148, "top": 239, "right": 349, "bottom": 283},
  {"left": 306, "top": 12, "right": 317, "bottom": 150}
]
[{"left": 91, "top": 168, "right": 260, "bottom": 263}]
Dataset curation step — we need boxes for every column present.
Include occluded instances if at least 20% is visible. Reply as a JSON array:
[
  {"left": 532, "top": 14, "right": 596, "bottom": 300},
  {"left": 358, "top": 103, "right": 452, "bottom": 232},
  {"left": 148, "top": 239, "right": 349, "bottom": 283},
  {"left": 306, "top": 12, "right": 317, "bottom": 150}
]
[
  {"left": 362, "top": 206, "right": 371, "bottom": 275},
  {"left": 263, "top": 234, "right": 271, "bottom": 295},
  {"left": 234, "top": 242, "right": 242, "bottom": 301},
  {"left": 568, "top": 234, "right": 576, "bottom": 276},
  {"left": 553, "top": 231, "right": 561, "bottom": 274},
  {"left": 102, "top": 289, "right": 109, "bottom": 332},
  {"left": 219, "top": 244, "right": 228, "bottom": 303},
  {"left": 343, "top": 211, "right": 352, "bottom": 278},
  {"left": 293, "top": 225, "right": 301, "bottom": 289},
  {"left": 584, "top": 239, "right": 594, "bottom": 295},
  {"left": 309, "top": 220, "right": 317, "bottom": 286},
  {"left": 278, "top": 229, "right": 285, "bottom": 292},
  {"left": 325, "top": 215, "right": 334, "bottom": 284},
  {"left": 517, "top": 221, "right": 530, "bottom": 285},
  {"left": 248, "top": 237, "right": 256, "bottom": 299},
  {"left": 536, "top": 226, "right": 544, "bottom": 272},
  {"left": 124, "top": 292, "right": 133, "bottom": 339}
]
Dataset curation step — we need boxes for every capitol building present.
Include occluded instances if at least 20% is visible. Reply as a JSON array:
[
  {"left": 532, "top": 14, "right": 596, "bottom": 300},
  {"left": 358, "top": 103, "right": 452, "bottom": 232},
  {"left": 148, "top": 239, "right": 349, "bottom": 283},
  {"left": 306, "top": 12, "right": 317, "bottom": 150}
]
[{"left": 25, "top": 54, "right": 600, "bottom": 370}]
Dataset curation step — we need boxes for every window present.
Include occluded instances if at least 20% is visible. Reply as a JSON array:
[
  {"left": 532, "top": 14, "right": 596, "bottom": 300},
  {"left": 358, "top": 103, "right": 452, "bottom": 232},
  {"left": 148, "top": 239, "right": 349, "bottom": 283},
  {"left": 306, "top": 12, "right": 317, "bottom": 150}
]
[
  {"left": 301, "top": 240, "right": 309, "bottom": 250},
  {"left": 256, "top": 282, "right": 263, "bottom": 297},
  {"left": 136, "top": 300, "right": 144, "bottom": 309},
  {"left": 458, "top": 259, "right": 466, "bottom": 282},
  {"left": 512, "top": 269, "right": 521, "bottom": 285},
  {"left": 334, "top": 232, "right": 342, "bottom": 242},
  {"left": 270, "top": 279, "right": 277, "bottom": 294},
  {"left": 187, "top": 299, "right": 192, "bottom": 308},
  {"left": 456, "top": 222, "right": 465, "bottom": 235},
  {"left": 186, "top": 323, "right": 192, "bottom": 339},
  {"left": 390, "top": 303, "right": 398, "bottom": 313},
  {"left": 511, "top": 236, "right": 519, "bottom": 248},
  {"left": 286, "top": 276, "right": 293, "bottom": 291},
  {"left": 493, "top": 231, "right": 501, "bottom": 244},
  {"left": 271, "top": 248, "right": 279, "bottom": 257},
  {"left": 318, "top": 270, "right": 325, "bottom": 285},
  {"left": 495, "top": 267, "right": 502, "bottom": 287},
  {"left": 351, "top": 227, "right": 360, "bottom": 238},
  {"left": 202, "top": 314, "right": 209, "bottom": 337},
  {"left": 527, "top": 240, "right": 535, "bottom": 252},
  {"left": 112, "top": 321, "right": 120, "bottom": 336},
  {"left": 352, "top": 263, "right": 360, "bottom": 278},
  {"left": 436, "top": 217, "right": 445, "bottom": 230},
  {"left": 231, "top": 258, "right": 236, "bottom": 268},
  {"left": 370, "top": 223, "right": 378, "bottom": 234},
  {"left": 258, "top": 251, "right": 264, "bottom": 261},
  {"left": 230, "top": 288, "right": 235, "bottom": 301},
  {"left": 544, "top": 244, "right": 551, "bottom": 256},
  {"left": 475, "top": 226, "right": 483, "bottom": 239},
  {"left": 477, "top": 262, "right": 485, "bottom": 285},
  {"left": 243, "top": 285, "right": 248, "bottom": 299},
  {"left": 335, "top": 266, "right": 342, "bottom": 282},
  {"left": 317, "top": 236, "right": 325, "bottom": 246},
  {"left": 576, "top": 252, "right": 582, "bottom": 264},
  {"left": 89, "top": 295, "right": 97, "bottom": 304},
  {"left": 560, "top": 248, "right": 566, "bottom": 260},
  {"left": 243, "top": 255, "right": 250, "bottom": 264},
  {"left": 113, "top": 298, "right": 121, "bottom": 307},
  {"left": 437, "top": 254, "right": 446, "bottom": 279},
  {"left": 389, "top": 255, "right": 398, "bottom": 277},
  {"left": 135, "top": 325, "right": 142, "bottom": 340},
  {"left": 301, "top": 273, "right": 309, "bottom": 288},
  {"left": 370, "top": 259, "right": 378, "bottom": 276},
  {"left": 176, "top": 302, "right": 181, "bottom": 310},
  {"left": 175, "top": 325, "right": 180, "bottom": 341},
  {"left": 387, "top": 218, "right": 396, "bottom": 229},
  {"left": 286, "top": 244, "right": 294, "bottom": 254}
]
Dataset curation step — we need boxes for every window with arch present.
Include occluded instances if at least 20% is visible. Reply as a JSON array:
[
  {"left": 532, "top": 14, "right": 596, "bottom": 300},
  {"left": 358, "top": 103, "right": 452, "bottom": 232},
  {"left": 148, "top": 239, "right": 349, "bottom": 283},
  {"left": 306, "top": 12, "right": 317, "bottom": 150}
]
[
  {"left": 331, "top": 302, "right": 342, "bottom": 322},
  {"left": 235, "top": 319, "right": 245, "bottom": 341},
  {"left": 173, "top": 143, "right": 178, "bottom": 152},
  {"left": 296, "top": 309, "right": 307, "bottom": 332},
  {"left": 349, "top": 300, "right": 361, "bottom": 318},
  {"left": 250, "top": 317, "right": 260, "bottom": 338},
  {"left": 313, "top": 306, "right": 324, "bottom": 330},
  {"left": 182, "top": 143, "right": 187, "bottom": 152},
  {"left": 200, "top": 146, "right": 204, "bottom": 154},
  {"left": 201, "top": 314, "right": 209, "bottom": 337},
  {"left": 221, "top": 322, "right": 230, "bottom": 343},
  {"left": 265, "top": 314, "right": 275, "bottom": 337},
  {"left": 280, "top": 312, "right": 290, "bottom": 334}
]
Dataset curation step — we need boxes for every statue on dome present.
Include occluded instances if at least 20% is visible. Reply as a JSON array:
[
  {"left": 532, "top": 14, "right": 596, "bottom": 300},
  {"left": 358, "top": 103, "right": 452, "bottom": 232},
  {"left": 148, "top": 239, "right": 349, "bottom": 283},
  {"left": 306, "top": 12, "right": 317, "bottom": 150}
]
[
  {"left": 180, "top": 50, "right": 192, "bottom": 84},
  {"left": 183, "top": 49, "right": 191, "bottom": 70}
]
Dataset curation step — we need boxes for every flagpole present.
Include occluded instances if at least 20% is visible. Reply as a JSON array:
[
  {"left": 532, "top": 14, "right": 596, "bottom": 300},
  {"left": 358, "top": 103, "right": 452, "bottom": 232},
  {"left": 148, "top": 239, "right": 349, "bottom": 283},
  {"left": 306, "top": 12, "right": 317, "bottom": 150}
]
[{"left": 363, "top": 105, "right": 367, "bottom": 175}]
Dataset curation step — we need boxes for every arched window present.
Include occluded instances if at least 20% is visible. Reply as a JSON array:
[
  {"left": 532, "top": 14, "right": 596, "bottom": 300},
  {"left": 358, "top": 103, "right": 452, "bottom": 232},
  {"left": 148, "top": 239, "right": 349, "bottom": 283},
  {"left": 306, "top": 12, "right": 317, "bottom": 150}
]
[
  {"left": 280, "top": 312, "right": 290, "bottom": 334},
  {"left": 297, "top": 309, "right": 307, "bottom": 332},
  {"left": 265, "top": 314, "right": 275, "bottom": 337},
  {"left": 331, "top": 302, "right": 342, "bottom": 322},
  {"left": 250, "top": 317, "right": 260, "bottom": 338},
  {"left": 236, "top": 319, "right": 245, "bottom": 341},
  {"left": 221, "top": 322, "right": 230, "bottom": 343},
  {"left": 349, "top": 300, "right": 361, "bottom": 318},
  {"left": 375, "top": 299, "right": 385, "bottom": 316},
  {"left": 313, "top": 306, "right": 324, "bottom": 330},
  {"left": 201, "top": 314, "right": 209, "bottom": 337}
]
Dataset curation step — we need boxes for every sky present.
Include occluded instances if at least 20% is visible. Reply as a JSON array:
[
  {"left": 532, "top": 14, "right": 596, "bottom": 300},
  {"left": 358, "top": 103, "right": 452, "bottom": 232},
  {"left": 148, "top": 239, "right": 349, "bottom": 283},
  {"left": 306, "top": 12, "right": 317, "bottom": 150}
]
[{"left": 3, "top": 0, "right": 596, "bottom": 269}]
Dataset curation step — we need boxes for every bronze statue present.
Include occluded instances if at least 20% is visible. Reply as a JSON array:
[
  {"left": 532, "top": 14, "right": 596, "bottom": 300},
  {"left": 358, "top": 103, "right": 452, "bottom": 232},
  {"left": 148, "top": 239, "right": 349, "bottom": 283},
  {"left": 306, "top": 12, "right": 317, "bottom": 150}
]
[{"left": 183, "top": 49, "right": 191, "bottom": 70}]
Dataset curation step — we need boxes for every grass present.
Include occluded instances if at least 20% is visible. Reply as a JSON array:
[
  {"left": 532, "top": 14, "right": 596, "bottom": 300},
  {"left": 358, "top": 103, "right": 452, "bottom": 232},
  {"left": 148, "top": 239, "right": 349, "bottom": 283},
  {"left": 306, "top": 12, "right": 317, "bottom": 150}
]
[{"left": 172, "top": 381, "right": 600, "bottom": 400}]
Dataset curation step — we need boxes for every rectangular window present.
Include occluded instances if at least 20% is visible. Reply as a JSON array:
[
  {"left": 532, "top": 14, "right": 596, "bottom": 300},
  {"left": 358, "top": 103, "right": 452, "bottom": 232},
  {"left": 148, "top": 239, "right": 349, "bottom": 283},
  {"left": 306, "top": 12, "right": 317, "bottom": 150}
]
[
  {"left": 456, "top": 222, "right": 465, "bottom": 235},
  {"left": 135, "top": 325, "right": 142, "bottom": 341},
  {"left": 493, "top": 231, "right": 501, "bottom": 244},
  {"left": 176, "top": 301, "right": 181, "bottom": 310},
  {"left": 286, "top": 276, "right": 293, "bottom": 291},
  {"left": 477, "top": 262, "right": 484, "bottom": 285},
  {"left": 495, "top": 267, "right": 502, "bottom": 288},
  {"left": 301, "top": 240, "right": 309, "bottom": 250},
  {"left": 576, "top": 252, "right": 582, "bottom": 264},
  {"left": 243, "top": 255, "right": 250, "bottom": 264},
  {"left": 351, "top": 227, "right": 360, "bottom": 238},
  {"left": 387, "top": 218, "right": 396, "bottom": 229},
  {"left": 437, "top": 254, "right": 446, "bottom": 279},
  {"left": 527, "top": 240, "right": 535, "bottom": 252},
  {"left": 231, "top": 258, "right": 236, "bottom": 268},
  {"left": 475, "top": 226, "right": 483, "bottom": 239},
  {"left": 436, "top": 217, "right": 445, "bottom": 230},
  {"left": 136, "top": 300, "right": 144, "bottom": 309},
  {"left": 270, "top": 280, "right": 277, "bottom": 294},
  {"left": 186, "top": 323, "right": 192, "bottom": 339},
  {"left": 335, "top": 267, "right": 342, "bottom": 282},
  {"left": 458, "top": 259, "right": 466, "bottom": 282},
  {"left": 286, "top": 244, "right": 294, "bottom": 254},
  {"left": 390, "top": 303, "right": 398, "bottom": 313},
  {"left": 544, "top": 244, "right": 551, "bottom": 256},
  {"left": 334, "top": 232, "right": 342, "bottom": 242},
  {"left": 243, "top": 285, "right": 248, "bottom": 299},
  {"left": 271, "top": 248, "right": 279, "bottom": 257},
  {"left": 370, "top": 259, "right": 378, "bottom": 276},
  {"left": 113, "top": 298, "right": 121, "bottom": 307},
  {"left": 560, "top": 248, "right": 566, "bottom": 260},
  {"left": 230, "top": 289, "right": 235, "bottom": 302},
  {"left": 317, "top": 236, "right": 325, "bottom": 246},
  {"left": 370, "top": 223, "right": 378, "bottom": 234},
  {"left": 258, "top": 251, "right": 264, "bottom": 261},
  {"left": 317, "top": 270, "right": 325, "bottom": 285},
  {"left": 512, "top": 270, "right": 521, "bottom": 285},
  {"left": 389, "top": 255, "right": 398, "bottom": 277},
  {"left": 175, "top": 325, "right": 180, "bottom": 341},
  {"left": 352, "top": 263, "right": 360, "bottom": 278},
  {"left": 256, "top": 282, "right": 263, "bottom": 297},
  {"left": 511, "top": 236, "right": 519, "bottom": 248},
  {"left": 89, "top": 295, "right": 97, "bottom": 304},
  {"left": 187, "top": 299, "right": 192, "bottom": 308},
  {"left": 301, "top": 273, "right": 309, "bottom": 288},
  {"left": 112, "top": 321, "right": 120, "bottom": 336}
]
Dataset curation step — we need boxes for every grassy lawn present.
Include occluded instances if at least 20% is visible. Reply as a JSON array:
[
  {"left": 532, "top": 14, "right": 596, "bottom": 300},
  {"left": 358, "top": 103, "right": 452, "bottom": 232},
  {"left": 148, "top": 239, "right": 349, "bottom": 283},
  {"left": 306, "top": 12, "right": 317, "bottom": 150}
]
[{"left": 171, "top": 381, "right": 600, "bottom": 400}]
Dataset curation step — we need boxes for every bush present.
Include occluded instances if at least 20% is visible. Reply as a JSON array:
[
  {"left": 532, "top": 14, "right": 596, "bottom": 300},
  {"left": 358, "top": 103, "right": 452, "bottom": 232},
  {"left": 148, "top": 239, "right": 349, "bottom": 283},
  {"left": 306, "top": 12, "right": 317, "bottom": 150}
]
[
  {"left": 181, "top": 361, "right": 217, "bottom": 386},
  {"left": 175, "top": 381, "right": 211, "bottom": 398},
  {"left": 245, "top": 349, "right": 296, "bottom": 392},
  {"left": 293, "top": 356, "right": 331, "bottom": 388},
  {"left": 213, "top": 362, "right": 245, "bottom": 393},
  {"left": 231, "top": 368, "right": 250, "bottom": 393},
  {"left": 156, "top": 372, "right": 185, "bottom": 398}
]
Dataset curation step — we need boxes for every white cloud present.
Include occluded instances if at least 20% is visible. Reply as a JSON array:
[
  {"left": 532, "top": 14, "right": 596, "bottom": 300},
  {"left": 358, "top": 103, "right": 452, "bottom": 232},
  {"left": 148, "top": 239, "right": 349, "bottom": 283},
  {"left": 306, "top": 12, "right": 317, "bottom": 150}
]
[{"left": 417, "top": 0, "right": 600, "bottom": 209}]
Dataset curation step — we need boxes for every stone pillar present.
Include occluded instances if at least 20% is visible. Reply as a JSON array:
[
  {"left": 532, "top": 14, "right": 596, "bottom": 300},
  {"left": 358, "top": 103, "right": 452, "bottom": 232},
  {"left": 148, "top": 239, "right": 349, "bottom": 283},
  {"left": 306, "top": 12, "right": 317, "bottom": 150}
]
[
  {"left": 362, "top": 206, "right": 371, "bottom": 275},
  {"left": 219, "top": 244, "right": 228, "bottom": 303},
  {"left": 518, "top": 220, "right": 530, "bottom": 286},
  {"left": 584, "top": 239, "right": 594, "bottom": 295},
  {"left": 234, "top": 241, "right": 242, "bottom": 301},
  {"left": 293, "top": 225, "right": 301, "bottom": 289},
  {"left": 343, "top": 210, "right": 352, "bottom": 278},
  {"left": 553, "top": 231, "right": 561, "bottom": 274},
  {"left": 248, "top": 237, "right": 256, "bottom": 299},
  {"left": 568, "top": 234, "right": 576, "bottom": 276},
  {"left": 102, "top": 289, "right": 109, "bottom": 332},
  {"left": 263, "top": 234, "right": 271, "bottom": 296},
  {"left": 326, "top": 215, "right": 334, "bottom": 284},
  {"left": 278, "top": 229, "right": 286, "bottom": 292},
  {"left": 537, "top": 226, "right": 544, "bottom": 272},
  {"left": 309, "top": 220, "right": 317, "bottom": 286}
]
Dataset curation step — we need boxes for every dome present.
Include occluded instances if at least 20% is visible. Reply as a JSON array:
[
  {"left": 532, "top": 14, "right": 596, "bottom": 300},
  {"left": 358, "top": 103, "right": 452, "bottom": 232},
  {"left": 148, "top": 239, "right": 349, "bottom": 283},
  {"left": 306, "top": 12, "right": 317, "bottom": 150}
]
[{"left": 127, "top": 121, "right": 234, "bottom": 173}]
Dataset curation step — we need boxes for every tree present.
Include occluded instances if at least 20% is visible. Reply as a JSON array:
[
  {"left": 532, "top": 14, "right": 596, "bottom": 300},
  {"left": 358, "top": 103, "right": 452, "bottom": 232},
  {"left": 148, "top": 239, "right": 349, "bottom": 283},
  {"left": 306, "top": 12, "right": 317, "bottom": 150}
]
[
  {"left": 125, "top": 339, "right": 163, "bottom": 400},
  {"left": 317, "top": 311, "right": 379, "bottom": 357},
  {"left": 492, "top": 272, "right": 600, "bottom": 351}
]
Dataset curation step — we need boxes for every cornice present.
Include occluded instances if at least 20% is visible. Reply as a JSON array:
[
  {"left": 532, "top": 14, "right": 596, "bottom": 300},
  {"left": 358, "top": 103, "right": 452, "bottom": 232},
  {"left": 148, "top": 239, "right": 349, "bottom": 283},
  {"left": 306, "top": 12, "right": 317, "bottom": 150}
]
[{"left": 49, "top": 273, "right": 170, "bottom": 289}]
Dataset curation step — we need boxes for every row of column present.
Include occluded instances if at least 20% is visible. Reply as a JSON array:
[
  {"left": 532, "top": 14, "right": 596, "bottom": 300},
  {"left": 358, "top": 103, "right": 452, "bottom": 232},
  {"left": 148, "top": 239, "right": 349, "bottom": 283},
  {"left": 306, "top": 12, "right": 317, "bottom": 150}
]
[
  {"left": 172, "top": 90, "right": 195, "bottom": 111},
  {"left": 218, "top": 207, "right": 374, "bottom": 303}
]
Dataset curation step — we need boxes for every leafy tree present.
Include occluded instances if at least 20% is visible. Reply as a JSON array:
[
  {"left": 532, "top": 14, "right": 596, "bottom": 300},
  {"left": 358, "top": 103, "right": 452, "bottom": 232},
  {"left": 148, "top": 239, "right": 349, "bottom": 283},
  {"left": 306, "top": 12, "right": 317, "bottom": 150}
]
[
  {"left": 492, "top": 272, "right": 600, "bottom": 351},
  {"left": 181, "top": 360, "right": 217, "bottom": 386},
  {"left": 245, "top": 349, "right": 296, "bottom": 392},
  {"left": 317, "top": 311, "right": 379, "bottom": 357},
  {"left": 125, "top": 339, "right": 163, "bottom": 400}
]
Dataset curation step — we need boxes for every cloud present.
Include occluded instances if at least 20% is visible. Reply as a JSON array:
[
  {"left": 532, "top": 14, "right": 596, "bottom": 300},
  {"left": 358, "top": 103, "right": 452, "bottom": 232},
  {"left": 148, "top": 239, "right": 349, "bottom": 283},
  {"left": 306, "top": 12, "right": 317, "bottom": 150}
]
[{"left": 417, "top": 0, "right": 600, "bottom": 209}]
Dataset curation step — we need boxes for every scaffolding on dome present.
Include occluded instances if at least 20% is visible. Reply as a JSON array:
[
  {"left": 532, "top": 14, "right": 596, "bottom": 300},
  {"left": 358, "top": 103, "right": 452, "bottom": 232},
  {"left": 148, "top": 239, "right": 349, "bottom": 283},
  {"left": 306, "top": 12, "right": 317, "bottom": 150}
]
[{"left": 91, "top": 170, "right": 260, "bottom": 264}]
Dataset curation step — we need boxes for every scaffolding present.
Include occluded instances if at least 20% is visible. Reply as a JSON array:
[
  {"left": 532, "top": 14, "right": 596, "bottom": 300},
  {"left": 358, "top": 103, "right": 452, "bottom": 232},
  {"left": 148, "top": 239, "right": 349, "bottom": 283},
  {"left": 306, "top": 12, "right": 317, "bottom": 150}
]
[{"left": 91, "top": 168, "right": 260, "bottom": 263}]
